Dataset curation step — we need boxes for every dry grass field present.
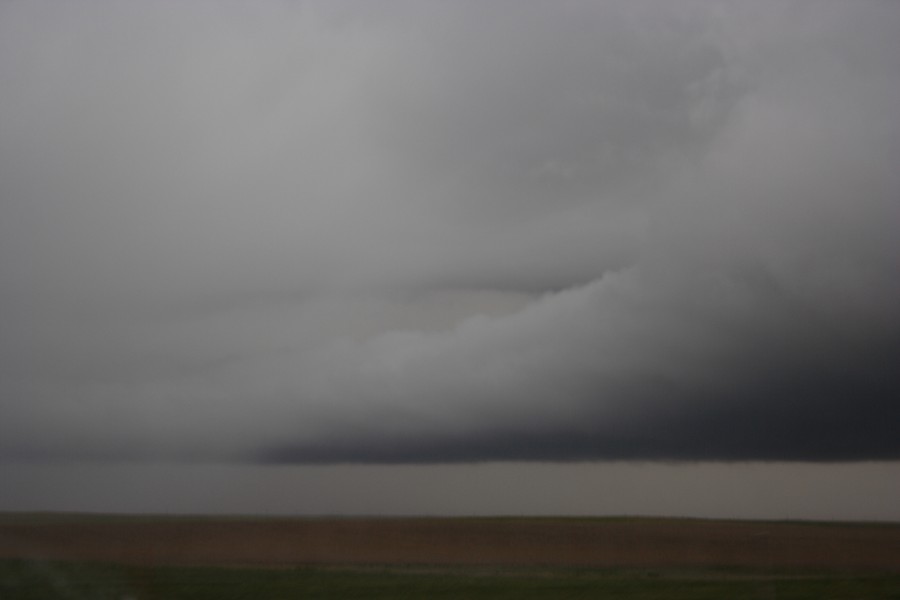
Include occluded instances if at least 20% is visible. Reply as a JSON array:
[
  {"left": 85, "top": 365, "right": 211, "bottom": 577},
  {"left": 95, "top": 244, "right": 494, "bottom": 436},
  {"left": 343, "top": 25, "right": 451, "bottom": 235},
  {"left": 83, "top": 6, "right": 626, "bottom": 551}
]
[
  {"left": 1, "top": 514, "right": 898, "bottom": 571},
  {"left": 2, "top": 515, "right": 900, "bottom": 599}
]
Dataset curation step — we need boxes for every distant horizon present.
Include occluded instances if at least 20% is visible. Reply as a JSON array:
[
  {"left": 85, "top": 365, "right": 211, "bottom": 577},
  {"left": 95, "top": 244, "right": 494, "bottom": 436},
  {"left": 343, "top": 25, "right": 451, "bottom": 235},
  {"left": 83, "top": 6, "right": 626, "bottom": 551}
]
[
  {"left": 4, "top": 512, "right": 900, "bottom": 525},
  {"left": 3, "top": 461, "right": 899, "bottom": 523}
]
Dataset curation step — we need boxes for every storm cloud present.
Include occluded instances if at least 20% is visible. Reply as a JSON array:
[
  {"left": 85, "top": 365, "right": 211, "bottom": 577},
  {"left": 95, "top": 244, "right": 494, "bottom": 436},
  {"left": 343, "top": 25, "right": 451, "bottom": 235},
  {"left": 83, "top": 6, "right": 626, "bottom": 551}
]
[{"left": 1, "top": 0, "right": 898, "bottom": 464}]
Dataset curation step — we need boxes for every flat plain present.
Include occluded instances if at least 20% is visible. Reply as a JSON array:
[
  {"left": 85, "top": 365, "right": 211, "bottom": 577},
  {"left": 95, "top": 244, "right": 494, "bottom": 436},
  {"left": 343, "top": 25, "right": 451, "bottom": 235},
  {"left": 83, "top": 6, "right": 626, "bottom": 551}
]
[{"left": 2, "top": 514, "right": 899, "bottom": 598}]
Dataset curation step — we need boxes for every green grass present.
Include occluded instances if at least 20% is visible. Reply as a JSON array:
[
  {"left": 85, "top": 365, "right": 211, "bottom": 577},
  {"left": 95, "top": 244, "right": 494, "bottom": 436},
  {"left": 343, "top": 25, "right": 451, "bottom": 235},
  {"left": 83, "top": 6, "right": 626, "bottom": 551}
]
[{"left": 3, "top": 559, "right": 900, "bottom": 600}]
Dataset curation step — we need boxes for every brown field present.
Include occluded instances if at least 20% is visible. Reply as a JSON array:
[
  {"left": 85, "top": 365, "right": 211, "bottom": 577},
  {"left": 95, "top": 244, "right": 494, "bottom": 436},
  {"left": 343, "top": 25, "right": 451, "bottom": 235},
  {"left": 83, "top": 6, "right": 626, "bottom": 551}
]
[{"left": 1, "top": 514, "right": 898, "bottom": 571}]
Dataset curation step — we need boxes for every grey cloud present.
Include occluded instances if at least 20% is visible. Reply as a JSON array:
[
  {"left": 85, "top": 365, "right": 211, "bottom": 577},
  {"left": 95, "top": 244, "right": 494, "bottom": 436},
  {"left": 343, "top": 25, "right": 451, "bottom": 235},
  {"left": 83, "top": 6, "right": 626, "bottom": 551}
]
[{"left": 0, "top": 1, "right": 898, "bottom": 464}]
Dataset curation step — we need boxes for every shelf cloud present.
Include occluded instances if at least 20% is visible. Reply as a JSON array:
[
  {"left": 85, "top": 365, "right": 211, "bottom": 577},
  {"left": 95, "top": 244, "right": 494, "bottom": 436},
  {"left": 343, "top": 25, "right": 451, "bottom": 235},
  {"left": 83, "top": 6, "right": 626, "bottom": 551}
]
[{"left": 1, "top": 1, "right": 898, "bottom": 463}]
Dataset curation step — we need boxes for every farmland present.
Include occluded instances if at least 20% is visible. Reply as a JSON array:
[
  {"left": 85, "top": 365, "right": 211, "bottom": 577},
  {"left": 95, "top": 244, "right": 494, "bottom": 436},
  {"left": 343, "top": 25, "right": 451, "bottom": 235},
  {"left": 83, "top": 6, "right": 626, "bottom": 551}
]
[{"left": 2, "top": 514, "right": 899, "bottom": 598}]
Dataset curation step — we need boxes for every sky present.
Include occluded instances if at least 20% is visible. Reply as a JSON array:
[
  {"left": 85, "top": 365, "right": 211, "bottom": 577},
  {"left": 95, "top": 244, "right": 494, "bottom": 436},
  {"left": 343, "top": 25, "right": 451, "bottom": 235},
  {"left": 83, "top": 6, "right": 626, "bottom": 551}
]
[{"left": 1, "top": 1, "right": 899, "bottom": 519}]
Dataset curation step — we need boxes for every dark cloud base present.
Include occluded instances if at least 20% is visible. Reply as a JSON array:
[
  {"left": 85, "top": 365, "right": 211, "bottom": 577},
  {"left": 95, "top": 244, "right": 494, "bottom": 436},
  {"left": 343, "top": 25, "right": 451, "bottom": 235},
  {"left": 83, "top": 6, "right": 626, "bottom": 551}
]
[{"left": 263, "top": 339, "right": 900, "bottom": 464}]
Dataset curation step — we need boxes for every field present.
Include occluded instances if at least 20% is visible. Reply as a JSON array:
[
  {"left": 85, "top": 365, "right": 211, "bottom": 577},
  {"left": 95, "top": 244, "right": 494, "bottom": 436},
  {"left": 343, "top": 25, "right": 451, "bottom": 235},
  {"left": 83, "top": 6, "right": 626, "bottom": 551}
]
[{"left": 2, "top": 514, "right": 899, "bottom": 598}]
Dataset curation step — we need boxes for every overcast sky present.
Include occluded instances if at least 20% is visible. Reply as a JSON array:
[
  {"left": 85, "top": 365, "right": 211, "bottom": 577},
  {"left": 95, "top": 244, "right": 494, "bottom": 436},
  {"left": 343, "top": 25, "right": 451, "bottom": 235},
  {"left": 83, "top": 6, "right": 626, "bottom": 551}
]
[{"left": 1, "top": 0, "right": 899, "bottom": 490}]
